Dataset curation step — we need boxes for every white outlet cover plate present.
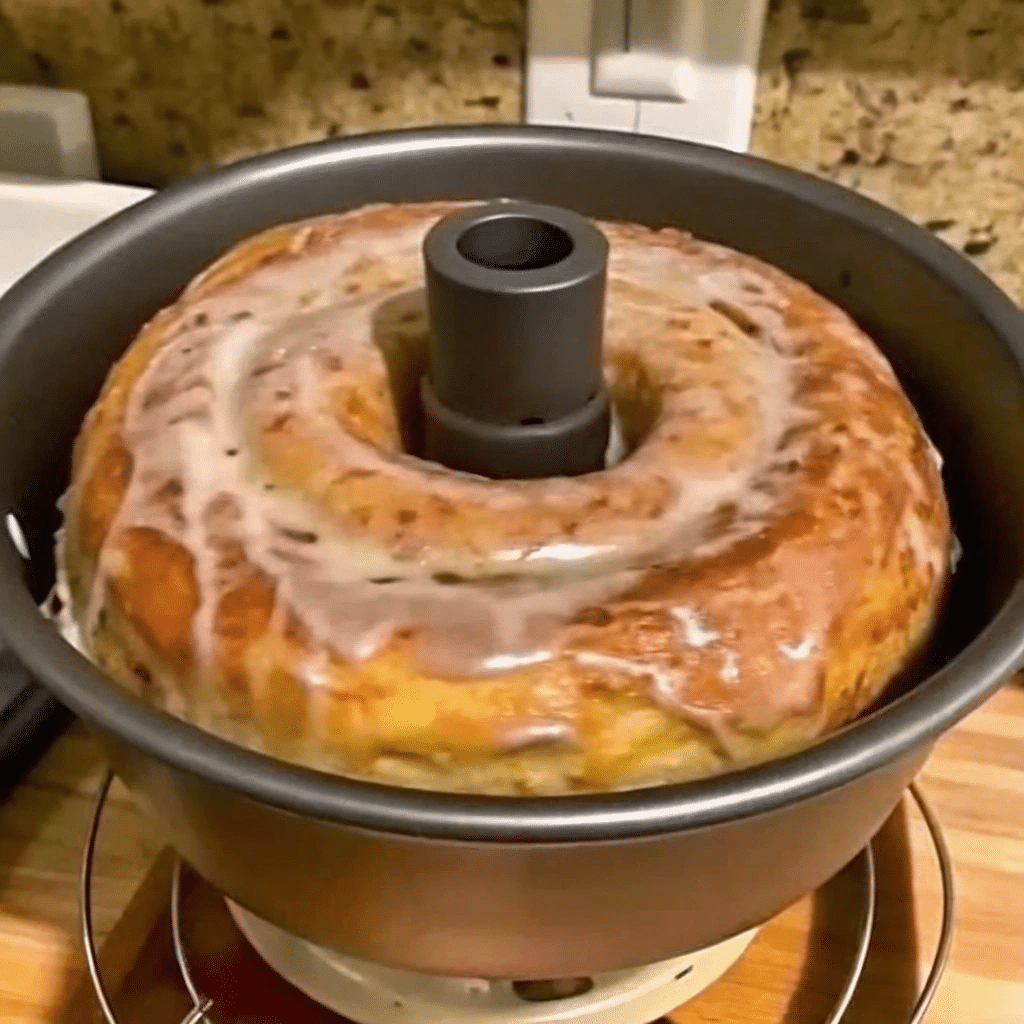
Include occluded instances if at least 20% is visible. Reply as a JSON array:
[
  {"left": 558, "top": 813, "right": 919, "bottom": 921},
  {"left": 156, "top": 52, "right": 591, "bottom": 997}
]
[{"left": 525, "top": 0, "right": 769, "bottom": 152}]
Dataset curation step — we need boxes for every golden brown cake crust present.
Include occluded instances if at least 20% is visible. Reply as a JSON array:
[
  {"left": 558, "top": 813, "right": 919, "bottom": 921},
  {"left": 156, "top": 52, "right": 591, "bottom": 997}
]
[{"left": 57, "top": 203, "right": 952, "bottom": 794}]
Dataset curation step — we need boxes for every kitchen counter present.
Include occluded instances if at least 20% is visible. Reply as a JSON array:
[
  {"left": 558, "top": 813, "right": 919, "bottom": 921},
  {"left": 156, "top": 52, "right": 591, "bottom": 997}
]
[
  {"left": 2, "top": 0, "right": 1024, "bottom": 302},
  {"left": 1, "top": 684, "right": 1023, "bottom": 1023},
  {"left": 0, "top": 725, "right": 159, "bottom": 1022}
]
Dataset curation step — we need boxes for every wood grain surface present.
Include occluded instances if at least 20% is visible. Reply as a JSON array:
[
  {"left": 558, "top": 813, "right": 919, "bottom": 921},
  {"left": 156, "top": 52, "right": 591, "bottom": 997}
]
[{"left": 1, "top": 683, "right": 1022, "bottom": 1024}]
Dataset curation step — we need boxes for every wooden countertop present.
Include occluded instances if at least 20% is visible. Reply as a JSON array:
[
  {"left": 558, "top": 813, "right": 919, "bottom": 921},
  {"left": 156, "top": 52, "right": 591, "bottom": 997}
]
[{"left": 1, "top": 684, "right": 1022, "bottom": 1024}]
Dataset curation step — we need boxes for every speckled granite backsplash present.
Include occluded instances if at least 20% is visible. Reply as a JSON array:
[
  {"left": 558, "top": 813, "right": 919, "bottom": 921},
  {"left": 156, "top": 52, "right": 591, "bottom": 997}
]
[{"left": 2, "top": 0, "right": 1022, "bottom": 298}]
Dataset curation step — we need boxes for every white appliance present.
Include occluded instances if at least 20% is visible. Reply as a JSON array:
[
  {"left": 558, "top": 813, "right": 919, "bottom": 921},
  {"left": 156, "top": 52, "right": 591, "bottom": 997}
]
[
  {"left": 0, "top": 89, "right": 152, "bottom": 792},
  {"left": 0, "top": 175, "right": 152, "bottom": 296}
]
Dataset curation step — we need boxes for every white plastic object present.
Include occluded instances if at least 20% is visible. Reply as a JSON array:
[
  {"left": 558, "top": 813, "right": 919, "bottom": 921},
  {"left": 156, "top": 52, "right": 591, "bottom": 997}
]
[
  {"left": 592, "top": 0, "right": 700, "bottom": 101},
  {"left": 230, "top": 898, "right": 757, "bottom": 1024},
  {"left": 0, "top": 176, "right": 152, "bottom": 297},
  {"left": 0, "top": 84, "right": 103, "bottom": 180},
  {"left": 525, "top": 0, "right": 770, "bottom": 152}
]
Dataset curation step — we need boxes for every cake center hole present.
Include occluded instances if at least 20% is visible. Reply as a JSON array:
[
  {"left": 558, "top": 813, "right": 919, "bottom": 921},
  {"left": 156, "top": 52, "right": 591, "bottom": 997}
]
[{"left": 457, "top": 215, "right": 574, "bottom": 271}]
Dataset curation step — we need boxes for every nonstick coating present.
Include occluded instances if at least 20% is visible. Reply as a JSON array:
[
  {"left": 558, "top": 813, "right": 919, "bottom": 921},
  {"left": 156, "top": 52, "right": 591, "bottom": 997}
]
[{"left": 0, "top": 127, "right": 1022, "bottom": 975}]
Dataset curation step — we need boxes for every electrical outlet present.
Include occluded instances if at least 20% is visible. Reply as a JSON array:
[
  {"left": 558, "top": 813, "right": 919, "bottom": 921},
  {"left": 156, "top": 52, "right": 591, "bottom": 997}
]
[{"left": 525, "top": 0, "right": 769, "bottom": 152}]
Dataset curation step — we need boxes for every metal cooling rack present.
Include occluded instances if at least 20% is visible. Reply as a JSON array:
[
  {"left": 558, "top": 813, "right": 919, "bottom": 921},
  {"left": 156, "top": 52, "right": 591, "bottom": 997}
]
[{"left": 80, "top": 775, "right": 954, "bottom": 1024}]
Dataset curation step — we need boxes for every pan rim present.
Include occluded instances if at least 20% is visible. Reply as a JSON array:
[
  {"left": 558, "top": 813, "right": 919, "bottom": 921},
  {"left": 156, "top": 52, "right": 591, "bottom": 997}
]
[{"left": 0, "top": 124, "right": 1022, "bottom": 843}]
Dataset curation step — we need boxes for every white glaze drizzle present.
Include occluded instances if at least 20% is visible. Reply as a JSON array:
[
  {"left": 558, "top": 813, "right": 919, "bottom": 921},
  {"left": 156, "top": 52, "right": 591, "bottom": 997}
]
[
  {"left": 779, "top": 635, "right": 816, "bottom": 661},
  {"left": 720, "top": 650, "right": 741, "bottom": 685},
  {"left": 80, "top": 217, "right": 801, "bottom": 684},
  {"left": 671, "top": 606, "right": 720, "bottom": 648},
  {"left": 66, "top": 206, "right": 951, "bottom": 753}
]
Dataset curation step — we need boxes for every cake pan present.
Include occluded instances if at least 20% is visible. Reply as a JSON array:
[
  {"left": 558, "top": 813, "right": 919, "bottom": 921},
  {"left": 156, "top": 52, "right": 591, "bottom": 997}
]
[{"left": 0, "top": 126, "right": 1022, "bottom": 978}]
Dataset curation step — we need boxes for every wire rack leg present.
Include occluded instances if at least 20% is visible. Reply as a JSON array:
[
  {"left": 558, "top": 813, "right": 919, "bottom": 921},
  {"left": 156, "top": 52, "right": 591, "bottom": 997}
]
[
  {"left": 906, "top": 781, "right": 956, "bottom": 1024},
  {"left": 823, "top": 842, "right": 876, "bottom": 1024},
  {"left": 80, "top": 772, "right": 118, "bottom": 1024},
  {"left": 80, "top": 770, "right": 213, "bottom": 1024}
]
